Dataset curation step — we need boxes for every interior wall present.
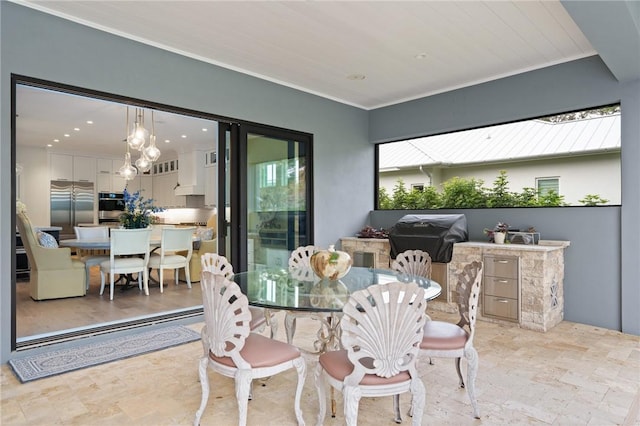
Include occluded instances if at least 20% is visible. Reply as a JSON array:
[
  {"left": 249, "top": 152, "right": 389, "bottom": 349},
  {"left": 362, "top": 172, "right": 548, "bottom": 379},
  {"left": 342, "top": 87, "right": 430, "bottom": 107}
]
[
  {"left": 0, "top": 2, "right": 371, "bottom": 362},
  {"left": 369, "top": 58, "right": 640, "bottom": 336}
]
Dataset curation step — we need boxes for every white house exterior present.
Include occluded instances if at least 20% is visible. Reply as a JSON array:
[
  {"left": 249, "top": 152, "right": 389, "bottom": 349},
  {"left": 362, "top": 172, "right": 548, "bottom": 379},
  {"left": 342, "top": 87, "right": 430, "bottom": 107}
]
[{"left": 379, "top": 114, "right": 621, "bottom": 205}]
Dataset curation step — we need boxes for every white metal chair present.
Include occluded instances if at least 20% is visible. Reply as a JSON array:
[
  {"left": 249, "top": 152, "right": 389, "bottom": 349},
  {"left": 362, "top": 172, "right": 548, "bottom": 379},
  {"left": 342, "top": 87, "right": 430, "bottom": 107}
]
[
  {"left": 200, "top": 253, "right": 276, "bottom": 338},
  {"left": 99, "top": 228, "right": 152, "bottom": 301},
  {"left": 419, "top": 260, "right": 483, "bottom": 419},
  {"left": 194, "top": 271, "right": 306, "bottom": 426},
  {"left": 391, "top": 248, "right": 433, "bottom": 422},
  {"left": 74, "top": 226, "right": 110, "bottom": 290},
  {"left": 315, "top": 281, "right": 427, "bottom": 426},
  {"left": 148, "top": 226, "right": 195, "bottom": 292},
  {"left": 391, "top": 249, "right": 432, "bottom": 279},
  {"left": 284, "top": 245, "right": 318, "bottom": 344}
]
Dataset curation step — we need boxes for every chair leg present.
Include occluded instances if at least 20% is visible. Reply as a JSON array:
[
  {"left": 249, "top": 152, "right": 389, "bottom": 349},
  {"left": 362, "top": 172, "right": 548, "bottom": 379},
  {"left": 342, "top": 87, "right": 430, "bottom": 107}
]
[
  {"left": 159, "top": 269, "right": 164, "bottom": 293},
  {"left": 464, "top": 348, "right": 481, "bottom": 419},
  {"left": 185, "top": 265, "right": 192, "bottom": 289},
  {"left": 409, "top": 377, "right": 426, "bottom": 426},
  {"left": 455, "top": 357, "right": 464, "bottom": 387},
  {"left": 285, "top": 313, "right": 297, "bottom": 344},
  {"left": 314, "top": 363, "right": 327, "bottom": 426},
  {"left": 343, "top": 385, "right": 362, "bottom": 426},
  {"left": 393, "top": 394, "right": 402, "bottom": 423},
  {"left": 235, "top": 369, "right": 253, "bottom": 426},
  {"left": 143, "top": 268, "right": 149, "bottom": 296},
  {"left": 99, "top": 271, "right": 106, "bottom": 295},
  {"left": 292, "top": 357, "right": 306, "bottom": 426},
  {"left": 109, "top": 273, "right": 115, "bottom": 301},
  {"left": 193, "top": 357, "right": 210, "bottom": 426}
]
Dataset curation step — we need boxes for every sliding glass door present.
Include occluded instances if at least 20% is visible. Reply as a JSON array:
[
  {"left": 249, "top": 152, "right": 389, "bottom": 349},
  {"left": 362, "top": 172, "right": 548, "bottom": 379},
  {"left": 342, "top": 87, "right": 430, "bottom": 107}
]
[{"left": 224, "top": 125, "right": 313, "bottom": 272}]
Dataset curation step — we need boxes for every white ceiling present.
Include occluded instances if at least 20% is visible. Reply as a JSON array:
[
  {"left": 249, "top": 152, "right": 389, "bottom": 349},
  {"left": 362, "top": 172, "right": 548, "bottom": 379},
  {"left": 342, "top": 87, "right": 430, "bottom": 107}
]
[
  {"left": 17, "top": 0, "right": 596, "bottom": 109},
  {"left": 14, "top": 0, "right": 615, "bottom": 159}
]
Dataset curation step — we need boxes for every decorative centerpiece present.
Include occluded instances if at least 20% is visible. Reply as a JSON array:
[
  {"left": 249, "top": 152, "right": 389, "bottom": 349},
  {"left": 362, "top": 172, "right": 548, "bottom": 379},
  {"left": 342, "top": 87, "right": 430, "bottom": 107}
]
[
  {"left": 356, "top": 226, "right": 389, "bottom": 239},
  {"left": 310, "top": 245, "right": 352, "bottom": 280},
  {"left": 119, "top": 189, "right": 164, "bottom": 229},
  {"left": 484, "top": 222, "right": 509, "bottom": 244}
]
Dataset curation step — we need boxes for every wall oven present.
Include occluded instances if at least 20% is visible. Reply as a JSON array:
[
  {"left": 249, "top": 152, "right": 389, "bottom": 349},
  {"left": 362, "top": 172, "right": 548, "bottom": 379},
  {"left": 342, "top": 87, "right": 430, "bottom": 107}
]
[{"left": 98, "top": 192, "right": 125, "bottom": 223}]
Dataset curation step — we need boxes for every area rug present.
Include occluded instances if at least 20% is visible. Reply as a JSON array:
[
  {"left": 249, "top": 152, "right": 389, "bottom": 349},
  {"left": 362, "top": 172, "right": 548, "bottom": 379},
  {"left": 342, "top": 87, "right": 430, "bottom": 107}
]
[{"left": 8, "top": 325, "right": 201, "bottom": 383}]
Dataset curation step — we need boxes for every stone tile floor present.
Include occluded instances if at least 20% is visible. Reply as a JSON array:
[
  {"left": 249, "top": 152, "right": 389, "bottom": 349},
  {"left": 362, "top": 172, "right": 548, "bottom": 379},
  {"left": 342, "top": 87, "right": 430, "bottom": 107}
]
[{"left": 2, "top": 311, "right": 639, "bottom": 425}]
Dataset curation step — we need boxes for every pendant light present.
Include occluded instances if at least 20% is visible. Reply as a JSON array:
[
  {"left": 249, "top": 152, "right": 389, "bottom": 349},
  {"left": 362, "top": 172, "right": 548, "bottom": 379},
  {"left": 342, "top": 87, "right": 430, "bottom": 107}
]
[
  {"left": 143, "top": 110, "right": 161, "bottom": 162},
  {"left": 119, "top": 106, "right": 138, "bottom": 181}
]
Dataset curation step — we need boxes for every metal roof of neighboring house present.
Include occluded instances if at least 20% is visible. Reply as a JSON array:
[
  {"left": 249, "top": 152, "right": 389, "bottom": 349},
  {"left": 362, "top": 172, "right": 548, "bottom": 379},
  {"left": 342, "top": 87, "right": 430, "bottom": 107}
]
[{"left": 379, "top": 114, "right": 621, "bottom": 170}]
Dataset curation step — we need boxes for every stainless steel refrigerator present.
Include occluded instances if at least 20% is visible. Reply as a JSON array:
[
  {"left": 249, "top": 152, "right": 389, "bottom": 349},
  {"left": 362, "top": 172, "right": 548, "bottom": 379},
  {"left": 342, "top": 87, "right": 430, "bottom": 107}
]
[{"left": 50, "top": 180, "right": 95, "bottom": 239}]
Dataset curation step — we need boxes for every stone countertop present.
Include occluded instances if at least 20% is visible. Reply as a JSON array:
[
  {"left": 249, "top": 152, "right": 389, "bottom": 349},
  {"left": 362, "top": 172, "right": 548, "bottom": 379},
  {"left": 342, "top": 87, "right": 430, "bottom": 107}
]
[{"left": 456, "top": 240, "right": 570, "bottom": 250}]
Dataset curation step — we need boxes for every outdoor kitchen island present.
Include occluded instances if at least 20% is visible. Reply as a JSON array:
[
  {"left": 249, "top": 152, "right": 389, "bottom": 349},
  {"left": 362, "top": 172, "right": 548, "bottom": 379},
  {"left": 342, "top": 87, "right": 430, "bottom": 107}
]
[{"left": 340, "top": 238, "right": 570, "bottom": 332}]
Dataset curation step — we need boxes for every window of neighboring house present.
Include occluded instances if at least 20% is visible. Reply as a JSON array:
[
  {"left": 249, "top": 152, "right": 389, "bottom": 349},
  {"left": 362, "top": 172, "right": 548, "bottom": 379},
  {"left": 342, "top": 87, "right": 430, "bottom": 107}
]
[
  {"left": 536, "top": 177, "right": 559, "bottom": 196},
  {"left": 376, "top": 104, "right": 621, "bottom": 209}
]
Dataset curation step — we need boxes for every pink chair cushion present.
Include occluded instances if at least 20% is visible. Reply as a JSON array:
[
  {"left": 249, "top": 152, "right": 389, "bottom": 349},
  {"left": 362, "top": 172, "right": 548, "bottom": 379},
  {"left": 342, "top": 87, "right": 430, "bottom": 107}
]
[
  {"left": 318, "top": 349, "right": 411, "bottom": 385},
  {"left": 210, "top": 333, "right": 300, "bottom": 368},
  {"left": 421, "top": 321, "right": 468, "bottom": 350},
  {"left": 249, "top": 306, "right": 268, "bottom": 330}
]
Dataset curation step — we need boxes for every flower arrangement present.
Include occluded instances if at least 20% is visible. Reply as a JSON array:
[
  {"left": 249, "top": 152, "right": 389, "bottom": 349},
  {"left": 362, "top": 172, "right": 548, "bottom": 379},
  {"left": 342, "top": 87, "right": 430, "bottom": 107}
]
[
  {"left": 119, "top": 189, "right": 164, "bottom": 229},
  {"left": 483, "top": 222, "right": 509, "bottom": 242}
]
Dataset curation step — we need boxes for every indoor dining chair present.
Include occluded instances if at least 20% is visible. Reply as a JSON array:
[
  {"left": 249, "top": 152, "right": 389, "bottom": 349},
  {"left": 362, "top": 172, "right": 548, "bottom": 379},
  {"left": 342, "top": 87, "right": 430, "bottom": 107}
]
[
  {"left": 315, "top": 281, "right": 427, "bottom": 426},
  {"left": 194, "top": 271, "right": 306, "bottom": 426},
  {"left": 148, "top": 226, "right": 194, "bottom": 292},
  {"left": 74, "top": 225, "right": 110, "bottom": 290},
  {"left": 99, "top": 228, "right": 152, "bottom": 300}
]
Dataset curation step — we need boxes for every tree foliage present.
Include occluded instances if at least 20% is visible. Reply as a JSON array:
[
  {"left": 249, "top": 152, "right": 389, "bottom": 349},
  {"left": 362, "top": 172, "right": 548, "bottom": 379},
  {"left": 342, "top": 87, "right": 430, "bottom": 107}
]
[{"left": 377, "top": 170, "right": 604, "bottom": 209}]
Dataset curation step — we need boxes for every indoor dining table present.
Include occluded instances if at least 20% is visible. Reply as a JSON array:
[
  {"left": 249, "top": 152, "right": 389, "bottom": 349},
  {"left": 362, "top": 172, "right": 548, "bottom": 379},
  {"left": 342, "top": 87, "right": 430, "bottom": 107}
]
[
  {"left": 232, "top": 266, "right": 442, "bottom": 354},
  {"left": 59, "top": 233, "right": 200, "bottom": 288}
]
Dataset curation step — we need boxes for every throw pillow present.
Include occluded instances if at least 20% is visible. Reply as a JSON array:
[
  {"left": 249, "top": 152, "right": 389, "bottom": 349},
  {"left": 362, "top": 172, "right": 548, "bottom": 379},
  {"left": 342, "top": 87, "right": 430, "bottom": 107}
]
[
  {"left": 37, "top": 231, "right": 58, "bottom": 248},
  {"left": 194, "top": 227, "right": 214, "bottom": 250}
]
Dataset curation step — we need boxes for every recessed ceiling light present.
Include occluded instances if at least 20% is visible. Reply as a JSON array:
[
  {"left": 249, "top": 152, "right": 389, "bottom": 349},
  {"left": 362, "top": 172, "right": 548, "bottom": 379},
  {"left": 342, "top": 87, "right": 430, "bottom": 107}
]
[
  {"left": 202, "top": 128, "right": 208, "bottom": 132},
  {"left": 415, "top": 53, "right": 428, "bottom": 60},
  {"left": 74, "top": 128, "right": 80, "bottom": 131},
  {"left": 86, "top": 120, "right": 93, "bottom": 124},
  {"left": 53, "top": 139, "right": 59, "bottom": 142},
  {"left": 181, "top": 135, "right": 187, "bottom": 138},
  {"left": 164, "top": 139, "right": 171, "bottom": 143},
  {"left": 47, "top": 144, "right": 52, "bottom": 147},
  {"left": 346, "top": 74, "right": 366, "bottom": 80},
  {"left": 64, "top": 134, "right": 70, "bottom": 137}
]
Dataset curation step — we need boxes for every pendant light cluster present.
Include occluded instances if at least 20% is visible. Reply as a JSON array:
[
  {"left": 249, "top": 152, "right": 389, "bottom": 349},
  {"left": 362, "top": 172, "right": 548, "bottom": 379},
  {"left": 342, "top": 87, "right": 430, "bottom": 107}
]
[{"left": 119, "top": 106, "right": 162, "bottom": 181}]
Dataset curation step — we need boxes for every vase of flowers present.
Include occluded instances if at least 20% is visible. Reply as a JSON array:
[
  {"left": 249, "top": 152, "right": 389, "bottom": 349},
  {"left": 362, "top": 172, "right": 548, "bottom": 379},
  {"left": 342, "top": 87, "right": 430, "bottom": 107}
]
[
  {"left": 119, "top": 189, "right": 164, "bottom": 229},
  {"left": 483, "top": 222, "right": 509, "bottom": 244}
]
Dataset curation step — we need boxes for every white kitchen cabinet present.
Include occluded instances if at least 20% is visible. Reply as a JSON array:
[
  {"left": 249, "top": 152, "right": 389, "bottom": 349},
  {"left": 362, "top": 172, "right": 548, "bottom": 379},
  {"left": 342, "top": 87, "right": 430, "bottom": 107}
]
[
  {"left": 72, "top": 156, "right": 96, "bottom": 182},
  {"left": 175, "top": 151, "right": 205, "bottom": 195},
  {"left": 153, "top": 172, "right": 184, "bottom": 208},
  {"left": 96, "top": 158, "right": 113, "bottom": 192},
  {"left": 140, "top": 175, "right": 153, "bottom": 198},
  {"left": 111, "top": 160, "right": 127, "bottom": 193},
  {"left": 50, "top": 153, "right": 73, "bottom": 181}
]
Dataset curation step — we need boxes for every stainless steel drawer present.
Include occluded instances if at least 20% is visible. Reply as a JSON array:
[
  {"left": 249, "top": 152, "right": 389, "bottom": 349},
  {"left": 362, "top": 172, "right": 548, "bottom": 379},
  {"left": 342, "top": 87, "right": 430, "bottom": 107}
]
[
  {"left": 484, "top": 276, "right": 518, "bottom": 299},
  {"left": 483, "top": 295, "right": 518, "bottom": 321},
  {"left": 484, "top": 256, "right": 518, "bottom": 278}
]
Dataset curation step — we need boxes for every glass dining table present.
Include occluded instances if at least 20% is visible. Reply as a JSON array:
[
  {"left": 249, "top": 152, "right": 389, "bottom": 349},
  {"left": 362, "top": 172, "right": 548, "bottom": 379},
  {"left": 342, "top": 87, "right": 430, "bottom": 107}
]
[{"left": 232, "top": 266, "right": 442, "bottom": 353}]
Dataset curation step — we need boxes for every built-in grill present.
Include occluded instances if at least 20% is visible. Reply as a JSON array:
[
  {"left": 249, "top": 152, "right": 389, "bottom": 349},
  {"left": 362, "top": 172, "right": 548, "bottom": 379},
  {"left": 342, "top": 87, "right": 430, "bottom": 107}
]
[
  {"left": 389, "top": 214, "right": 468, "bottom": 261},
  {"left": 388, "top": 214, "right": 469, "bottom": 302}
]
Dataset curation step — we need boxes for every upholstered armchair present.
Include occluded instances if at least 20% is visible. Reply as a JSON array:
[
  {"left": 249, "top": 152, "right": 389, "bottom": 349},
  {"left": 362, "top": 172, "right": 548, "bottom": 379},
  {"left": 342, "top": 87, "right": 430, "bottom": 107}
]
[
  {"left": 178, "top": 214, "right": 217, "bottom": 283},
  {"left": 16, "top": 212, "right": 86, "bottom": 300}
]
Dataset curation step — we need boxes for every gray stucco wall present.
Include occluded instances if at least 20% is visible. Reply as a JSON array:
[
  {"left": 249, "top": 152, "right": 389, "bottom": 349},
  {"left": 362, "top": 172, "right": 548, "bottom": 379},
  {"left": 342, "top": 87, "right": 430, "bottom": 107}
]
[
  {"left": 0, "top": 3, "right": 371, "bottom": 361},
  {"left": 367, "top": 207, "right": 622, "bottom": 332},
  {"left": 369, "top": 57, "right": 640, "bottom": 336}
]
